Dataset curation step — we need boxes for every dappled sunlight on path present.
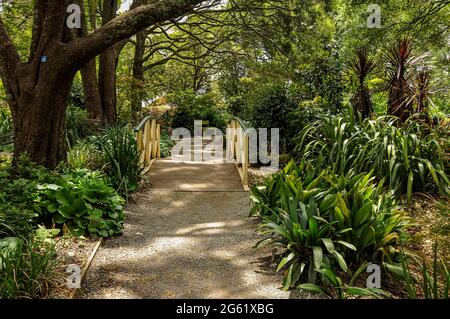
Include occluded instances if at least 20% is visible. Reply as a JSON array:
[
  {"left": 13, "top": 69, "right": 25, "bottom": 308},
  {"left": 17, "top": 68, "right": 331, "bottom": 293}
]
[{"left": 80, "top": 190, "right": 290, "bottom": 299}]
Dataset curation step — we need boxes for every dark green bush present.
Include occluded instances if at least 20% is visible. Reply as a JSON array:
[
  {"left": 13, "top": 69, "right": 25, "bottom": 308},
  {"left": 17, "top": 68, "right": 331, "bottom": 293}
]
[
  {"left": 0, "top": 156, "right": 125, "bottom": 239},
  {"left": 160, "top": 130, "right": 176, "bottom": 158},
  {"left": 247, "top": 84, "right": 298, "bottom": 153},
  {"left": 95, "top": 126, "right": 142, "bottom": 198},
  {"left": 0, "top": 157, "right": 57, "bottom": 238},
  {"left": 251, "top": 160, "right": 409, "bottom": 289},
  {"left": 68, "top": 79, "right": 85, "bottom": 109},
  {"left": 66, "top": 106, "right": 92, "bottom": 146},
  {"left": 167, "top": 90, "right": 228, "bottom": 132},
  {"left": 295, "top": 110, "right": 450, "bottom": 201},
  {"left": 67, "top": 139, "right": 104, "bottom": 171},
  {"left": 36, "top": 170, "right": 125, "bottom": 237},
  {"left": 0, "top": 108, "right": 13, "bottom": 150}
]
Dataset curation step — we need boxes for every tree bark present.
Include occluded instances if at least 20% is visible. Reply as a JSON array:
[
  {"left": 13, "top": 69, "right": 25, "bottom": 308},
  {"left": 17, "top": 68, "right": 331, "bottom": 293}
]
[
  {"left": 80, "top": 60, "right": 103, "bottom": 122},
  {"left": 78, "top": 0, "right": 103, "bottom": 123},
  {"left": 131, "top": 30, "right": 147, "bottom": 119},
  {"left": 13, "top": 69, "right": 76, "bottom": 168}
]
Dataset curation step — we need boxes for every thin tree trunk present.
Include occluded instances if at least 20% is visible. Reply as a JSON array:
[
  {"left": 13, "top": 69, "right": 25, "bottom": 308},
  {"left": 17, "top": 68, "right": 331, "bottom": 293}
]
[
  {"left": 81, "top": 60, "right": 103, "bottom": 122},
  {"left": 78, "top": 0, "right": 103, "bottom": 123},
  {"left": 131, "top": 31, "right": 147, "bottom": 119}
]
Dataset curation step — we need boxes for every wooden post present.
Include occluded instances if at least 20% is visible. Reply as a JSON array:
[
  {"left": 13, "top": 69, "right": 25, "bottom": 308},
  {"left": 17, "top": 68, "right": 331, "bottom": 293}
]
[
  {"left": 243, "top": 132, "right": 249, "bottom": 187},
  {"left": 134, "top": 117, "right": 162, "bottom": 174}
]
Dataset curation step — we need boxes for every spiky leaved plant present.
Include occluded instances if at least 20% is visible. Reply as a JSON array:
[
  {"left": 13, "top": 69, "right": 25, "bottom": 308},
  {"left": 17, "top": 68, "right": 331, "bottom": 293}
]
[
  {"left": 349, "top": 48, "right": 376, "bottom": 119},
  {"left": 384, "top": 38, "right": 428, "bottom": 122}
]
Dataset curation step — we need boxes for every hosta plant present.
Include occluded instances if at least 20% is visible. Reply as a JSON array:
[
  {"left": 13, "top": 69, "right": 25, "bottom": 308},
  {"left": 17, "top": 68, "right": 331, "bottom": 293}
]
[{"left": 37, "top": 170, "right": 125, "bottom": 237}]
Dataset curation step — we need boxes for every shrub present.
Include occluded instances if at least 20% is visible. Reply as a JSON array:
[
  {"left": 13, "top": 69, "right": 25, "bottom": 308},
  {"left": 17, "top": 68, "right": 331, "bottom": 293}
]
[
  {"left": 348, "top": 48, "right": 376, "bottom": 119},
  {"left": 295, "top": 110, "right": 450, "bottom": 201},
  {"left": 36, "top": 170, "right": 125, "bottom": 237},
  {"left": 160, "top": 130, "right": 176, "bottom": 158},
  {"left": 247, "top": 84, "right": 297, "bottom": 153},
  {"left": 66, "top": 106, "right": 92, "bottom": 146},
  {"left": 251, "top": 161, "right": 408, "bottom": 289},
  {"left": 0, "top": 155, "right": 125, "bottom": 239},
  {"left": 95, "top": 126, "right": 142, "bottom": 198},
  {"left": 385, "top": 242, "right": 449, "bottom": 299},
  {"left": 0, "top": 236, "right": 61, "bottom": 299},
  {"left": 68, "top": 139, "right": 104, "bottom": 171},
  {"left": 167, "top": 90, "right": 228, "bottom": 132},
  {"left": 0, "top": 156, "right": 57, "bottom": 238}
]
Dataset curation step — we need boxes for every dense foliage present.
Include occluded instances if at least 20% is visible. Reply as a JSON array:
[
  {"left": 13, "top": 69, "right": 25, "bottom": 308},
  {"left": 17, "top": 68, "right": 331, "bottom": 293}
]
[
  {"left": 296, "top": 110, "right": 450, "bottom": 202},
  {"left": 36, "top": 170, "right": 125, "bottom": 237},
  {"left": 166, "top": 90, "right": 229, "bottom": 132},
  {"left": 95, "top": 126, "right": 142, "bottom": 198},
  {"left": 0, "top": 156, "right": 125, "bottom": 238},
  {"left": 0, "top": 236, "right": 61, "bottom": 299},
  {"left": 251, "top": 160, "right": 409, "bottom": 292}
]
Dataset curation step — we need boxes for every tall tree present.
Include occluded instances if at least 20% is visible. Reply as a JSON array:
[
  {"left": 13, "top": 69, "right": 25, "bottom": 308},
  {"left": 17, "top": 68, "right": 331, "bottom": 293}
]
[{"left": 0, "top": 0, "right": 208, "bottom": 168}]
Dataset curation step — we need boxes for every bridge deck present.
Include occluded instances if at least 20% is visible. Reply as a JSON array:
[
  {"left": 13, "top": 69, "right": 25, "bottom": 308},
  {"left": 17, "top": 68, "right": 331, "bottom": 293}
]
[{"left": 148, "top": 159, "right": 245, "bottom": 192}]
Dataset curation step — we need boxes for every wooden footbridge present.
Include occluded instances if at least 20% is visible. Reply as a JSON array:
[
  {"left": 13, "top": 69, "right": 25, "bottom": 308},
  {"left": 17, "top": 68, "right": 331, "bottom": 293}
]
[{"left": 134, "top": 117, "right": 251, "bottom": 192}]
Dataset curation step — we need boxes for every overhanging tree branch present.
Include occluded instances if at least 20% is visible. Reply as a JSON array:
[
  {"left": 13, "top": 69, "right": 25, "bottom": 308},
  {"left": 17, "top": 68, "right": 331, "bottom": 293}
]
[{"left": 64, "top": 0, "right": 210, "bottom": 68}]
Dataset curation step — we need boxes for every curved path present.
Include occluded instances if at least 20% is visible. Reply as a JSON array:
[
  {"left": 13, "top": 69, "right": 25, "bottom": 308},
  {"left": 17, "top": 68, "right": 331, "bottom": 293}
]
[{"left": 80, "top": 158, "right": 291, "bottom": 299}]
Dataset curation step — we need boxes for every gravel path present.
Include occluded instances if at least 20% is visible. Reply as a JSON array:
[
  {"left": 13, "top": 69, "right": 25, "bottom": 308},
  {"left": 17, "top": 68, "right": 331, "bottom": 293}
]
[{"left": 80, "top": 190, "right": 293, "bottom": 299}]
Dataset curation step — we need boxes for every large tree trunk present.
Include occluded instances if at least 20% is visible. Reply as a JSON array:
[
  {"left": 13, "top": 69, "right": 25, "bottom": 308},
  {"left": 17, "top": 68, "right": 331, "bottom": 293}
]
[
  {"left": 78, "top": 0, "right": 103, "bottom": 123},
  {"left": 12, "top": 64, "right": 77, "bottom": 168},
  {"left": 98, "top": 0, "right": 123, "bottom": 125}
]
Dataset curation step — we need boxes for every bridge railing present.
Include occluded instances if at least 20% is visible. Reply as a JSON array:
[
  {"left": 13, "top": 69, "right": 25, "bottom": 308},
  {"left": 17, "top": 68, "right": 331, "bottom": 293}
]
[
  {"left": 134, "top": 116, "right": 161, "bottom": 174},
  {"left": 227, "top": 117, "right": 249, "bottom": 190}
]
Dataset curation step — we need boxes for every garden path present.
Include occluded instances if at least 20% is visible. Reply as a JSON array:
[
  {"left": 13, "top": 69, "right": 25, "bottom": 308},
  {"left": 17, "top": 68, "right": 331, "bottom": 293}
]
[{"left": 79, "top": 153, "right": 297, "bottom": 299}]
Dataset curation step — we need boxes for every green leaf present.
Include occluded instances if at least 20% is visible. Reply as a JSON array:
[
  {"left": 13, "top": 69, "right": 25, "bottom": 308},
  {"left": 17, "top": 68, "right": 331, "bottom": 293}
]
[
  {"left": 309, "top": 218, "right": 318, "bottom": 240},
  {"left": 321, "top": 238, "right": 335, "bottom": 253},
  {"left": 336, "top": 240, "right": 357, "bottom": 251},
  {"left": 312, "top": 246, "right": 323, "bottom": 269},
  {"left": 346, "top": 287, "right": 387, "bottom": 299},
  {"left": 277, "top": 252, "right": 295, "bottom": 272},
  {"left": 47, "top": 203, "right": 58, "bottom": 213},
  {"left": 332, "top": 251, "right": 348, "bottom": 272},
  {"left": 407, "top": 171, "right": 413, "bottom": 204},
  {"left": 58, "top": 205, "right": 75, "bottom": 218},
  {"left": 297, "top": 283, "right": 325, "bottom": 294},
  {"left": 282, "top": 264, "right": 294, "bottom": 291},
  {"left": 354, "top": 202, "right": 372, "bottom": 227}
]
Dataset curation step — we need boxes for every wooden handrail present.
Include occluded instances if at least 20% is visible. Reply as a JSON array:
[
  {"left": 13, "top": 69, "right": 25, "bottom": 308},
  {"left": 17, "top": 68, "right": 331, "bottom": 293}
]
[
  {"left": 227, "top": 117, "right": 250, "bottom": 190},
  {"left": 134, "top": 117, "right": 161, "bottom": 174}
]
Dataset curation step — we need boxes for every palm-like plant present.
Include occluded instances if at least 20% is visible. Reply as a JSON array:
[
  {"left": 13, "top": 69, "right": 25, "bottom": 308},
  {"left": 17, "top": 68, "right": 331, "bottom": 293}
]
[
  {"left": 349, "top": 48, "right": 376, "bottom": 119},
  {"left": 384, "top": 38, "right": 428, "bottom": 122}
]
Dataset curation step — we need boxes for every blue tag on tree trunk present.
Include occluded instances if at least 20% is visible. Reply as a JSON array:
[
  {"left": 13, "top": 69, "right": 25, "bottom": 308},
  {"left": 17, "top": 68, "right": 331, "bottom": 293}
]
[{"left": 41, "top": 56, "right": 48, "bottom": 63}]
